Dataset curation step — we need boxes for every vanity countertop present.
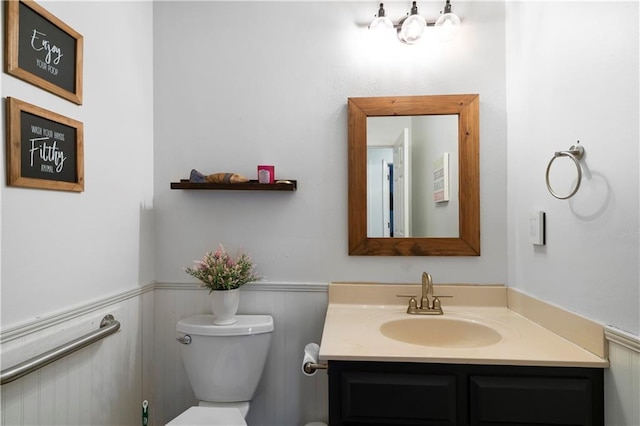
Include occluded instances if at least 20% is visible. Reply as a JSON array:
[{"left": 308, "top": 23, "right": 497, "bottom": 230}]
[{"left": 319, "top": 282, "right": 608, "bottom": 368}]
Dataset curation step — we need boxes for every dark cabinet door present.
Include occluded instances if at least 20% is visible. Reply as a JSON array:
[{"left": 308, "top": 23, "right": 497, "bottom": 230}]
[
  {"left": 469, "top": 375, "right": 597, "bottom": 426},
  {"left": 339, "top": 371, "right": 457, "bottom": 425}
]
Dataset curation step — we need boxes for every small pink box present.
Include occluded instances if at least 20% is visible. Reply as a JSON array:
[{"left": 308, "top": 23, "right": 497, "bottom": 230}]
[{"left": 257, "top": 165, "right": 275, "bottom": 184}]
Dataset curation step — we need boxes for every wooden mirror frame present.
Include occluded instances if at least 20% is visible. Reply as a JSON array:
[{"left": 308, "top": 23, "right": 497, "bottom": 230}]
[{"left": 348, "top": 94, "right": 480, "bottom": 256}]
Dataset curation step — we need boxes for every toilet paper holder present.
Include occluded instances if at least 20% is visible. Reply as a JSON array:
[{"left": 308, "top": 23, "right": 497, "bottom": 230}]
[
  {"left": 302, "top": 342, "right": 327, "bottom": 375},
  {"left": 303, "top": 361, "right": 327, "bottom": 375}
]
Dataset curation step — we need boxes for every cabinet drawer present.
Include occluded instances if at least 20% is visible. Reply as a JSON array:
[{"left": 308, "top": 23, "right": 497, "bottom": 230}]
[
  {"left": 339, "top": 371, "right": 457, "bottom": 425},
  {"left": 469, "top": 376, "right": 593, "bottom": 425}
]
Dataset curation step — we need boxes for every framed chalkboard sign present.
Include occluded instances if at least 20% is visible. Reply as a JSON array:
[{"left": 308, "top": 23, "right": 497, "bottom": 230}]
[
  {"left": 5, "top": 0, "right": 83, "bottom": 104},
  {"left": 6, "top": 97, "right": 84, "bottom": 192}
]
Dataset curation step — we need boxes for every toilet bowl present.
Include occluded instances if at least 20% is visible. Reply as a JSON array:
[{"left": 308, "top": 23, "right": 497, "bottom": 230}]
[
  {"left": 166, "top": 407, "right": 245, "bottom": 426},
  {"left": 166, "top": 314, "right": 274, "bottom": 426}
]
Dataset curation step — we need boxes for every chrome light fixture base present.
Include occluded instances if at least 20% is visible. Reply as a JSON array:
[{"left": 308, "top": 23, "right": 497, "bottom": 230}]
[{"left": 369, "top": 0, "right": 461, "bottom": 45}]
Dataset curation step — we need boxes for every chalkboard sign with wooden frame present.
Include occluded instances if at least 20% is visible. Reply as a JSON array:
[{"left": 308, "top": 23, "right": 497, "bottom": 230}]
[
  {"left": 6, "top": 97, "right": 84, "bottom": 192},
  {"left": 5, "top": 0, "right": 83, "bottom": 104}
]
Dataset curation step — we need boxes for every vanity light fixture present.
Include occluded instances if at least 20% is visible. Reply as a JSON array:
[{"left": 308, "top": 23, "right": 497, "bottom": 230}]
[{"left": 369, "top": 0, "right": 461, "bottom": 44}]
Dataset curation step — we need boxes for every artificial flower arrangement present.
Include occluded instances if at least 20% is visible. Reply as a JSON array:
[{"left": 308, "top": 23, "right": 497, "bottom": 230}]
[{"left": 185, "top": 244, "right": 260, "bottom": 292}]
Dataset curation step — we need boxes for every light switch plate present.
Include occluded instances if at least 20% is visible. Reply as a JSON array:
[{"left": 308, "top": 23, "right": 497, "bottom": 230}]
[{"left": 529, "top": 211, "right": 545, "bottom": 245}]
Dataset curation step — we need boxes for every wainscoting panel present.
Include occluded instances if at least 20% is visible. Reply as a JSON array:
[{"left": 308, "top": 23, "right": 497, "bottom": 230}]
[
  {"left": 1, "top": 287, "right": 153, "bottom": 426},
  {"left": 151, "top": 283, "right": 329, "bottom": 426},
  {"left": 6, "top": 284, "right": 636, "bottom": 426},
  {"left": 605, "top": 327, "right": 640, "bottom": 426}
]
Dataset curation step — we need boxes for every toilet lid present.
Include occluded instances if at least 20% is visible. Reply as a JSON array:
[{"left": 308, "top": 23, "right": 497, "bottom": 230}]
[
  {"left": 176, "top": 314, "right": 273, "bottom": 336},
  {"left": 165, "top": 407, "right": 246, "bottom": 426}
]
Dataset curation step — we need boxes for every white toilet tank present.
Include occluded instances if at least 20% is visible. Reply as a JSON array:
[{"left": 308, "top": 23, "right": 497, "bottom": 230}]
[{"left": 176, "top": 314, "right": 273, "bottom": 403}]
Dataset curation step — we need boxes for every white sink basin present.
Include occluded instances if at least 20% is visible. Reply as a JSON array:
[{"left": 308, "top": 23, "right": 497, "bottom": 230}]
[{"left": 380, "top": 317, "right": 503, "bottom": 348}]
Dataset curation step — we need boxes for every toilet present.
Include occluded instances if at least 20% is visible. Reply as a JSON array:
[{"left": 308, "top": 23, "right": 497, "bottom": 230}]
[{"left": 167, "top": 314, "right": 274, "bottom": 426}]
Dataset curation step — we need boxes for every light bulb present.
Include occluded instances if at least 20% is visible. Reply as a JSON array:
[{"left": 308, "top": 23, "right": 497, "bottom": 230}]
[
  {"left": 435, "top": 12, "right": 460, "bottom": 41},
  {"left": 369, "top": 16, "right": 394, "bottom": 31},
  {"left": 399, "top": 14, "right": 426, "bottom": 44}
]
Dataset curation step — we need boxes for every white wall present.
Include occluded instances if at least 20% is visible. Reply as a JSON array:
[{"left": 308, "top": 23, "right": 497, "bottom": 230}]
[
  {"left": 1, "top": 0, "right": 155, "bottom": 327},
  {"left": 412, "top": 115, "right": 459, "bottom": 236},
  {"left": 1, "top": 1, "right": 154, "bottom": 425},
  {"left": 152, "top": 1, "right": 508, "bottom": 286},
  {"left": 2, "top": 1, "right": 638, "bottom": 425},
  {"left": 505, "top": 1, "right": 640, "bottom": 335}
]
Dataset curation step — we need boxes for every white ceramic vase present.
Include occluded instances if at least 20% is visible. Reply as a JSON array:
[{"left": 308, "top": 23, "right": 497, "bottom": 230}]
[{"left": 210, "top": 288, "right": 240, "bottom": 325}]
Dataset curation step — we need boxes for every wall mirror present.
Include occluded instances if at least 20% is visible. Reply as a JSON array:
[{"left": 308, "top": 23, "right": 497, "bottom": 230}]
[{"left": 348, "top": 94, "right": 480, "bottom": 256}]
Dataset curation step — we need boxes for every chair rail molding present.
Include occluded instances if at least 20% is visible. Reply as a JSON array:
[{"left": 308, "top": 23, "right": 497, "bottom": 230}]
[{"left": 605, "top": 326, "right": 640, "bottom": 353}]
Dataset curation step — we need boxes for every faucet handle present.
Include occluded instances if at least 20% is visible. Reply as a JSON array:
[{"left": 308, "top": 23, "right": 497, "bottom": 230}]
[
  {"left": 407, "top": 297, "right": 418, "bottom": 310},
  {"left": 396, "top": 294, "right": 418, "bottom": 311},
  {"left": 432, "top": 297, "right": 441, "bottom": 310},
  {"left": 431, "top": 295, "right": 452, "bottom": 309}
]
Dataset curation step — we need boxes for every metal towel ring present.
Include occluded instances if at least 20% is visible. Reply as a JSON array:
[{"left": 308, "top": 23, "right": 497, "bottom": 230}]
[{"left": 545, "top": 142, "right": 585, "bottom": 200}]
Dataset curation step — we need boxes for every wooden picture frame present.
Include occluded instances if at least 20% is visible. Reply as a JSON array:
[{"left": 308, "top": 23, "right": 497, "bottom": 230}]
[
  {"left": 348, "top": 94, "right": 480, "bottom": 256},
  {"left": 5, "top": 0, "right": 83, "bottom": 104},
  {"left": 6, "top": 97, "right": 84, "bottom": 192}
]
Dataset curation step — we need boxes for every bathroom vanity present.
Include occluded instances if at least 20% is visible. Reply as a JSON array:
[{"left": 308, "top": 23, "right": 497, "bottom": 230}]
[
  {"left": 329, "top": 360, "right": 602, "bottom": 425},
  {"left": 319, "top": 283, "right": 608, "bottom": 426}
]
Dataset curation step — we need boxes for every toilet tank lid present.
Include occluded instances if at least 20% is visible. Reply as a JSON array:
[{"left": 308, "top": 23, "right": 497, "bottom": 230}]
[{"left": 177, "top": 315, "right": 274, "bottom": 336}]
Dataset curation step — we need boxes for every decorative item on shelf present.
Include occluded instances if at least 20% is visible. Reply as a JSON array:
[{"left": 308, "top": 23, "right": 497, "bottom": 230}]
[
  {"left": 189, "top": 169, "right": 249, "bottom": 184},
  {"left": 257, "top": 165, "right": 275, "bottom": 184},
  {"left": 369, "top": 0, "right": 461, "bottom": 44},
  {"left": 185, "top": 244, "right": 261, "bottom": 325}
]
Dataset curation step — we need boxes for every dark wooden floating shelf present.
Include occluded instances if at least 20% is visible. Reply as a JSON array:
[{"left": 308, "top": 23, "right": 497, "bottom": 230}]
[{"left": 170, "top": 179, "right": 297, "bottom": 191}]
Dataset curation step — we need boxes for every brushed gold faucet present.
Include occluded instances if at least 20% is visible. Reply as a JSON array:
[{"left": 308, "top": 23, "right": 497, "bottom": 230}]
[{"left": 398, "top": 272, "right": 448, "bottom": 315}]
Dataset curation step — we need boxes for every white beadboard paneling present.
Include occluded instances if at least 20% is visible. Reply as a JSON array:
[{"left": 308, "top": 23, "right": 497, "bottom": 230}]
[
  {"left": 66, "top": 350, "right": 82, "bottom": 426},
  {"left": 605, "top": 328, "right": 640, "bottom": 426},
  {"left": 142, "top": 288, "right": 155, "bottom": 411},
  {"left": 153, "top": 283, "right": 329, "bottom": 426},
  {"left": 1, "top": 287, "right": 151, "bottom": 426},
  {"left": 2, "top": 378, "right": 22, "bottom": 424},
  {"left": 22, "top": 373, "right": 39, "bottom": 425}
]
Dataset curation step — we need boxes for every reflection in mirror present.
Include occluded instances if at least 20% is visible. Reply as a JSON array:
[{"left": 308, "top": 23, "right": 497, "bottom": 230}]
[
  {"left": 367, "top": 115, "right": 459, "bottom": 238},
  {"left": 348, "top": 94, "right": 480, "bottom": 256}
]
